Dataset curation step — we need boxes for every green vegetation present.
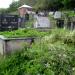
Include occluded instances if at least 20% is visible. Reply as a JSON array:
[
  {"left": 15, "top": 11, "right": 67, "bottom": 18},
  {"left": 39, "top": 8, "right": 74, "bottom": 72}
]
[
  {"left": 0, "top": 29, "right": 75, "bottom": 75},
  {"left": 20, "top": 0, "right": 75, "bottom": 10},
  {"left": 0, "top": 29, "right": 49, "bottom": 38},
  {"left": 20, "top": 0, "right": 36, "bottom": 6},
  {"left": 0, "top": 1, "right": 75, "bottom": 75},
  {"left": 24, "top": 15, "right": 34, "bottom": 28},
  {"left": 48, "top": 15, "right": 56, "bottom": 28},
  {"left": 64, "top": 11, "right": 75, "bottom": 17},
  {"left": 0, "top": 0, "right": 75, "bottom": 13},
  {"left": 25, "top": 20, "right": 34, "bottom": 28}
]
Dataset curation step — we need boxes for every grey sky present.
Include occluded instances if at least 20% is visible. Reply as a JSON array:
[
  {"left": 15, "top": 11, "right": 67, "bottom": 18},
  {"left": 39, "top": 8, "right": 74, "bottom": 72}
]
[{"left": 0, "top": 0, "right": 18, "bottom": 8}]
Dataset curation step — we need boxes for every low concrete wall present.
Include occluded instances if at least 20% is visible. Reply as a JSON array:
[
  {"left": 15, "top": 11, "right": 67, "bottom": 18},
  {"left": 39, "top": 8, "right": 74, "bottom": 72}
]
[{"left": 0, "top": 37, "right": 37, "bottom": 55}]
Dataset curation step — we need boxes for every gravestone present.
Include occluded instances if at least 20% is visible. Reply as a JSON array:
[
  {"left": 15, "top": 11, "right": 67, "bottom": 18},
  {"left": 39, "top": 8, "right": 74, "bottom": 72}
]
[
  {"left": 57, "top": 19, "right": 64, "bottom": 28},
  {"left": 0, "top": 14, "right": 18, "bottom": 31},
  {"left": 66, "top": 17, "right": 75, "bottom": 30},
  {"left": 54, "top": 11, "right": 62, "bottom": 19},
  {"left": 67, "top": 21, "right": 71, "bottom": 30}
]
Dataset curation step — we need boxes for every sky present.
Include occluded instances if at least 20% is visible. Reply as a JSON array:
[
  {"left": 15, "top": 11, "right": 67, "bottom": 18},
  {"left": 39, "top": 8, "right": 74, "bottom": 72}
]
[{"left": 0, "top": 0, "right": 19, "bottom": 8}]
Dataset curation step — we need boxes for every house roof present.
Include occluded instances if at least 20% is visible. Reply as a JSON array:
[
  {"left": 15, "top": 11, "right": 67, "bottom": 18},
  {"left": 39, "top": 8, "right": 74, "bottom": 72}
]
[{"left": 18, "top": 4, "right": 32, "bottom": 9}]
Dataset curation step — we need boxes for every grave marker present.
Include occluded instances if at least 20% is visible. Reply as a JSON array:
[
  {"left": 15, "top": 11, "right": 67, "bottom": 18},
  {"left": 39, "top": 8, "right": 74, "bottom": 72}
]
[{"left": 0, "top": 14, "right": 18, "bottom": 31}]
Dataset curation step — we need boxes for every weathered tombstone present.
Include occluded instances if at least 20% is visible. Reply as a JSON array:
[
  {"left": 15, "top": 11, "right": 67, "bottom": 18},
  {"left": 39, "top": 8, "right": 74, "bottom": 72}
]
[
  {"left": 0, "top": 36, "right": 38, "bottom": 55},
  {"left": 57, "top": 19, "right": 64, "bottom": 28},
  {"left": 67, "top": 21, "right": 71, "bottom": 30},
  {"left": 66, "top": 17, "right": 71, "bottom": 30},
  {"left": 71, "top": 17, "right": 75, "bottom": 30},
  {"left": 54, "top": 11, "right": 64, "bottom": 28},
  {"left": 0, "top": 14, "right": 18, "bottom": 31},
  {"left": 66, "top": 17, "right": 75, "bottom": 30},
  {"left": 73, "top": 21, "right": 75, "bottom": 29},
  {"left": 54, "top": 11, "right": 62, "bottom": 19}
]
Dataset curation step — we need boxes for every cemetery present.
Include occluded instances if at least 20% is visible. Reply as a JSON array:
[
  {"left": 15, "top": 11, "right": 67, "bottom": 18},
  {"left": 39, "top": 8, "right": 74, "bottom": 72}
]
[{"left": 0, "top": 0, "right": 75, "bottom": 75}]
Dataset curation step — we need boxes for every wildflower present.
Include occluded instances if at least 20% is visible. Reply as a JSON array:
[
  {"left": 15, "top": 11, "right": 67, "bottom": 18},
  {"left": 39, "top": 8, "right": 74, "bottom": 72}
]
[
  {"left": 72, "top": 67, "right": 75, "bottom": 71},
  {"left": 45, "top": 63, "right": 50, "bottom": 68},
  {"left": 58, "top": 54, "right": 61, "bottom": 57},
  {"left": 63, "top": 54, "right": 67, "bottom": 57}
]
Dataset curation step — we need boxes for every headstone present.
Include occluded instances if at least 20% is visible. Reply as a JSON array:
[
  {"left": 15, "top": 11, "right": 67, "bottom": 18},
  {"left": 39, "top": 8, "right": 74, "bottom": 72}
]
[
  {"left": 57, "top": 19, "right": 64, "bottom": 28},
  {"left": 54, "top": 11, "right": 62, "bottom": 19},
  {"left": 67, "top": 17, "right": 75, "bottom": 30},
  {"left": 67, "top": 21, "right": 71, "bottom": 30},
  {"left": 0, "top": 14, "right": 18, "bottom": 31},
  {"left": 72, "top": 22, "right": 75, "bottom": 30}
]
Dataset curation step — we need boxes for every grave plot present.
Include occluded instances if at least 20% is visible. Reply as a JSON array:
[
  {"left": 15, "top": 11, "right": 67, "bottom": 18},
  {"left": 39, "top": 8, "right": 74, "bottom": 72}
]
[{"left": 0, "top": 29, "right": 48, "bottom": 55}]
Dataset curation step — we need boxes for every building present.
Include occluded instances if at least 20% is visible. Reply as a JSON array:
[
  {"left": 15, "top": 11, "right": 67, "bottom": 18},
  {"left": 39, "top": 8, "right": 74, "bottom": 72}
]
[
  {"left": 18, "top": 4, "right": 32, "bottom": 28},
  {"left": 18, "top": 4, "right": 32, "bottom": 17}
]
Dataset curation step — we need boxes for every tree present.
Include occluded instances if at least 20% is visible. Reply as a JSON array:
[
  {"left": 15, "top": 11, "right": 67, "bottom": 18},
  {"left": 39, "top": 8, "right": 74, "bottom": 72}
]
[
  {"left": 34, "top": 0, "right": 63, "bottom": 10},
  {"left": 8, "top": 1, "right": 21, "bottom": 12},
  {"left": 62, "top": 0, "right": 71, "bottom": 9},
  {"left": 19, "top": 0, "right": 37, "bottom": 6},
  {"left": 0, "top": 9, "right": 7, "bottom": 14}
]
